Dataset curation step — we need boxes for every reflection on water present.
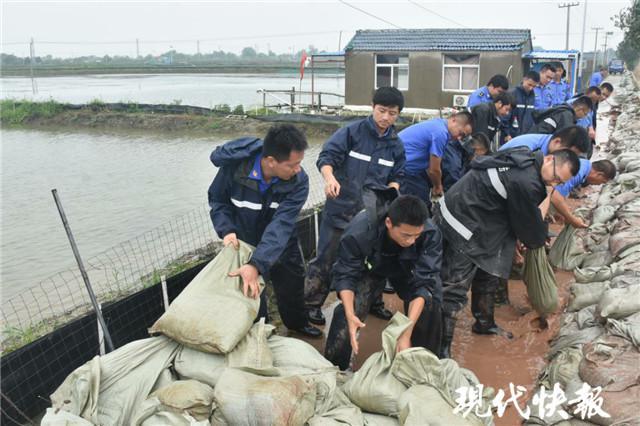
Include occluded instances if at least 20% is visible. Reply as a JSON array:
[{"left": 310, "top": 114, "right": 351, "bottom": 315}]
[
  {"left": 1, "top": 128, "right": 324, "bottom": 298},
  {"left": 0, "top": 73, "right": 345, "bottom": 108}
]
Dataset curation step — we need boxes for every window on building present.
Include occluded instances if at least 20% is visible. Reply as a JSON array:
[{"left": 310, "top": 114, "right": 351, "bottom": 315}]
[
  {"left": 375, "top": 54, "right": 409, "bottom": 90},
  {"left": 442, "top": 54, "right": 480, "bottom": 92}
]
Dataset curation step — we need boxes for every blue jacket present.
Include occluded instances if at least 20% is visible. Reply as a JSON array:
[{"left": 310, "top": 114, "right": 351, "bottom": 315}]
[
  {"left": 534, "top": 84, "right": 554, "bottom": 110},
  {"left": 332, "top": 208, "right": 443, "bottom": 304},
  {"left": 208, "top": 137, "right": 309, "bottom": 276},
  {"left": 505, "top": 86, "right": 536, "bottom": 138},
  {"left": 467, "top": 86, "right": 492, "bottom": 108},
  {"left": 317, "top": 117, "right": 405, "bottom": 229},
  {"left": 549, "top": 80, "right": 571, "bottom": 106},
  {"left": 589, "top": 72, "right": 603, "bottom": 87}
]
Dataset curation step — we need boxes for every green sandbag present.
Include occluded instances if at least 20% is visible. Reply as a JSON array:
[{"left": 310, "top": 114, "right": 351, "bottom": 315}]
[
  {"left": 549, "top": 225, "right": 585, "bottom": 271},
  {"left": 149, "top": 242, "right": 264, "bottom": 354},
  {"left": 523, "top": 247, "right": 559, "bottom": 315}
]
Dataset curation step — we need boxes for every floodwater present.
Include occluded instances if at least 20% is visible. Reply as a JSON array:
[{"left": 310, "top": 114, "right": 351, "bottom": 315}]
[
  {"left": 0, "top": 73, "right": 345, "bottom": 108},
  {"left": 1, "top": 128, "right": 324, "bottom": 300}
]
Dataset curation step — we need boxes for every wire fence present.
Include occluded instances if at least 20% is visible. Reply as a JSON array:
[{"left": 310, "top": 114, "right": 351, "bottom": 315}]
[{"left": 0, "top": 172, "right": 327, "bottom": 353}]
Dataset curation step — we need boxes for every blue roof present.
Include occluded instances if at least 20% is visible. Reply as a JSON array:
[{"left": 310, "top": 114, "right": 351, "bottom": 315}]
[{"left": 346, "top": 28, "right": 531, "bottom": 52}]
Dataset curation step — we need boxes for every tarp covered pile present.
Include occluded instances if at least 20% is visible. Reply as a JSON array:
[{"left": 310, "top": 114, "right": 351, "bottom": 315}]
[
  {"left": 41, "top": 242, "right": 495, "bottom": 426},
  {"left": 527, "top": 74, "right": 640, "bottom": 426}
]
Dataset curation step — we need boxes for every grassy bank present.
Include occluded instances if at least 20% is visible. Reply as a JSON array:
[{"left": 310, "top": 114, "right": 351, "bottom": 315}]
[{"left": 0, "top": 99, "right": 343, "bottom": 138}]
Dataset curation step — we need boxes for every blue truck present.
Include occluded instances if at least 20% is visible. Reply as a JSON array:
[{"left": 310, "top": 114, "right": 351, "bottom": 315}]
[{"left": 609, "top": 59, "right": 625, "bottom": 75}]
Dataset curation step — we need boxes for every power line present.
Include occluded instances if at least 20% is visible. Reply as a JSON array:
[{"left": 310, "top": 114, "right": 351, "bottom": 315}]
[
  {"left": 337, "top": 0, "right": 401, "bottom": 29},
  {"left": 407, "top": 0, "right": 469, "bottom": 28}
]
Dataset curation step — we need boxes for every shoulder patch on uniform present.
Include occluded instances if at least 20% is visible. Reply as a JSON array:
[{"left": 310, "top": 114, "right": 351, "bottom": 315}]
[{"left": 479, "top": 91, "right": 485, "bottom": 97}]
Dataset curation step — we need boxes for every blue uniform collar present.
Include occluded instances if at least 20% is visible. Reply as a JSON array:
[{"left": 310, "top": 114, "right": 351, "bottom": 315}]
[
  {"left": 540, "top": 134, "right": 553, "bottom": 155},
  {"left": 367, "top": 115, "right": 393, "bottom": 138},
  {"left": 249, "top": 153, "right": 278, "bottom": 192}
]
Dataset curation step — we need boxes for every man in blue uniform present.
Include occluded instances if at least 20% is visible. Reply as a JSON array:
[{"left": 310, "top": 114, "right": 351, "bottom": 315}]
[
  {"left": 442, "top": 133, "right": 491, "bottom": 192},
  {"left": 399, "top": 112, "right": 473, "bottom": 206},
  {"left": 208, "top": 124, "right": 322, "bottom": 338},
  {"left": 467, "top": 74, "right": 510, "bottom": 108},
  {"left": 324, "top": 194, "right": 443, "bottom": 369},
  {"left": 304, "top": 87, "right": 406, "bottom": 326},
  {"left": 551, "top": 159, "right": 616, "bottom": 228},
  {"left": 549, "top": 63, "right": 571, "bottom": 106},
  {"left": 589, "top": 66, "right": 608, "bottom": 87},
  {"left": 528, "top": 96, "right": 592, "bottom": 134},
  {"left": 534, "top": 64, "right": 556, "bottom": 110},
  {"left": 504, "top": 71, "right": 540, "bottom": 141},
  {"left": 500, "top": 125, "right": 590, "bottom": 156}
]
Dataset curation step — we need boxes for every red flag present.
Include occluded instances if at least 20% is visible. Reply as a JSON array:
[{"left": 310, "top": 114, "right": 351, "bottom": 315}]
[{"left": 299, "top": 51, "right": 308, "bottom": 80}]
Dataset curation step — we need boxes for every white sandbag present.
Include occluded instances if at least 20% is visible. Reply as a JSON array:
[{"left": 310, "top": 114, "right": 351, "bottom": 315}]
[
  {"left": 363, "top": 413, "right": 401, "bottom": 426},
  {"left": 134, "top": 397, "right": 212, "bottom": 426},
  {"left": 398, "top": 385, "right": 476, "bottom": 426},
  {"left": 213, "top": 368, "right": 316, "bottom": 425},
  {"left": 149, "top": 242, "right": 264, "bottom": 354},
  {"left": 342, "top": 313, "right": 412, "bottom": 416},
  {"left": 174, "top": 346, "right": 225, "bottom": 388},
  {"left": 567, "top": 281, "right": 610, "bottom": 312},
  {"left": 226, "top": 318, "right": 278, "bottom": 375},
  {"left": 267, "top": 334, "right": 334, "bottom": 373},
  {"left": 606, "top": 312, "right": 640, "bottom": 347},
  {"left": 574, "top": 263, "right": 626, "bottom": 283},
  {"left": 592, "top": 205, "right": 616, "bottom": 224},
  {"left": 41, "top": 408, "right": 94, "bottom": 426},
  {"left": 596, "top": 286, "right": 640, "bottom": 319},
  {"left": 151, "top": 380, "right": 215, "bottom": 421},
  {"left": 50, "top": 336, "right": 180, "bottom": 426},
  {"left": 307, "top": 388, "right": 365, "bottom": 426}
]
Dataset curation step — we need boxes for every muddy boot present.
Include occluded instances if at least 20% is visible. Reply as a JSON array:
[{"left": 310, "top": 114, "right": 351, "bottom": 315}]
[
  {"left": 471, "top": 292, "right": 513, "bottom": 339},
  {"left": 494, "top": 278, "right": 509, "bottom": 306},
  {"left": 439, "top": 315, "right": 457, "bottom": 359}
]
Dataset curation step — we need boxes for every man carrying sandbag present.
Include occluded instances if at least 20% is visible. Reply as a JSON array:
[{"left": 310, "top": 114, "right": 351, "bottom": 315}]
[
  {"left": 208, "top": 124, "right": 322, "bottom": 338},
  {"left": 325, "top": 194, "right": 443, "bottom": 370},
  {"left": 434, "top": 147, "right": 581, "bottom": 358}
]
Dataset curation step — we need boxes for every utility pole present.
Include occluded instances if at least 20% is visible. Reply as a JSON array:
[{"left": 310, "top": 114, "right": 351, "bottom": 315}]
[
  {"left": 602, "top": 31, "right": 613, "bottom": 65},
  {"left": 197, "top": 40, "right": 200, "bottom": 55},
  {"left": 578, "top": 0, "right": 588, "bottom": 89},
  {"left": 591, "top": 26, "right": 603, "bottom": 75},
  {"left": 558, "top": 2, "right": 579, "bottom": 50},
  {"left": 136, "top": 38, "right": 140, "bottom": 58},
  {"left": 29, "top": 37, "right": 38, "bottom": 94},
  {"left": 338, "top": 30, "right": 343, "bottom": 51}
]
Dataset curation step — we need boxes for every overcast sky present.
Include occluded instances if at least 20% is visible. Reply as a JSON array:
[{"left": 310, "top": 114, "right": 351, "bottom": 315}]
[{"left": 1, "top": 1, "right": 631, "bottom": 58}]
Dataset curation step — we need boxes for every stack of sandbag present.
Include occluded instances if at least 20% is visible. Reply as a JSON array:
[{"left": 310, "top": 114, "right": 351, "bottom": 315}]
[
  {"left": 525, "top": 73, "right": 640, "bottom": 426},
  {"left": 342, "top": 313, "right": 495, "bottom": 426}
]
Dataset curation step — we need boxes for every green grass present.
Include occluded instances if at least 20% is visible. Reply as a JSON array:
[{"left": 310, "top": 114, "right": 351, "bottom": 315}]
[
  {"left": 0, "top": 99, "right": 65, "bottom": 124},
  {"left": 2, "top": 318, "right": 62, "bottom": 353}
]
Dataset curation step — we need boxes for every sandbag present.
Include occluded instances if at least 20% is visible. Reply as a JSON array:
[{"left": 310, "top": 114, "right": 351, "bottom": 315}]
[
  {"left": 50, "top": 336, "right": 180, "bottom": 426},
  {"left": 213, "top": 368, "right": 316, "bottom": 425},
  {"left": 174, "top": 346, "right": 225, "bottom": 388},
  {"left": 134, "top": 397, "right": 211, "bottom": 426},
  {"left": 226, "top": 318, "right": 278, "bottom": 375},
  {"left": 579, "top": 335, "right": 640, "bottom": 392},
  {"left": 151, "top": 380, "right": 215, "bottom": 421},
  {"left": 267, "top": 334, "right": 334, "bottom": 374},
  {"left": 523, "top": 247, "right": 559, "bottom": 315},
  {"left": 579, "top": 250, "right": 613, "bottom": 268},
  {"left": 592, "top": 205, "right": 616, "bottom": 224},
  {"left": 542, "top": 347, "right": 583, "bottom": 390},
  {"left": 596, "top": 285, "right": 640, "bottom": 319},
  {"left": 606, "top": 311, "right": 640, "bottom": 347},
  {"left": 609, "top": 231, "right": 640, "bottom": 257},
  {"left": 307, "top": 388, "right": 365, "bottom": 426},
  {"left": 149, "top": 242, "right": 264, "bottom": 354},
  {"left": 574, "top": 263, "right": 625, "bottom": 283},
  {"left": 575, "top": 305, "right": 599, "bottom": 330},
  {"left": 398, "top": 385, "right": 476, "bottom": 426},
  {"left": 342, "top": 313, "right": 412, "bottom": 416},
  {"left": 41, "top": 408, "right": 94, "bottom": 426},
  {"left": 363, "top": 413, "right": 401, "bottom": 426},
  {"left": 548, "top": 326, "right": 604, "bottom": 358},
  {"left": 567, "top": 281, "right": 610, "bottom": 312},
  {"left": 549, "top": 225, "right": 586, "bottom": 270}
]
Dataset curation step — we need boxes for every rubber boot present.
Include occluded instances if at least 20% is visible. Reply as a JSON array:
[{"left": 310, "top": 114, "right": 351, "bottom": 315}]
[
  {"left": 494, "top": 278, "right": 509, "bottom": 306},
  {"left": 439, "top": 315, "right": 457, "bottom": 359},
  {"left": 471, "top": 292, "right": 513, "bottom": 339}
]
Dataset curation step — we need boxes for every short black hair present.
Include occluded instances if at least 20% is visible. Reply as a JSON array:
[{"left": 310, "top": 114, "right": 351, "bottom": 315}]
[
  {"left": 572, "top": 95, "right": 593, "bottom": 110},
  {"left": 524, "top": 70, "right": 540, "bottom": 83},
  {"left": 586, "top": 86, "right": 602, "bottom": 95},
  {"left": 592, "top": 160, "right": 617, "bottom": 180},
  {"left": 600, "top": 82, "right": 614, "bottom": 93},
  {"left": 373, "top": 87, "right": 405, "bottom": 111},
  {"left": 453, "top": 110, "right": 473, "bottom": 127},
  {"left": 494, "top": 91, "right": 516, "bottom": 108},
  {"left": 541, "top": 63, "right": 556, "bottom": 73},
  {"left": 387, "top": 195, "right": 428, "bottom": 227},
  {"left": 552, "top": 149, "right": 581, "bottom": 176},
  {"left": 487, "top": 74, "right": 509, "bottom": 90},
  {"left": 469, "top": 132, "right": 491, "bottom": 154},
  {"left": 263, "top": 124, "right": 308, "bottom": 161},
  {"left": 552, "top": 125, "right": 590, "bottom": 154}
]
